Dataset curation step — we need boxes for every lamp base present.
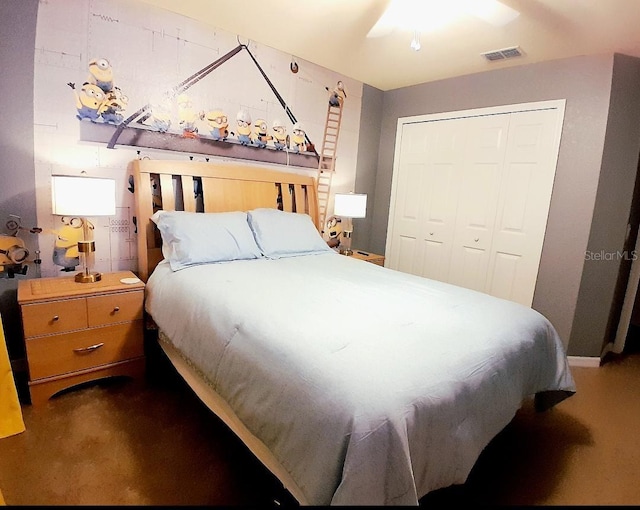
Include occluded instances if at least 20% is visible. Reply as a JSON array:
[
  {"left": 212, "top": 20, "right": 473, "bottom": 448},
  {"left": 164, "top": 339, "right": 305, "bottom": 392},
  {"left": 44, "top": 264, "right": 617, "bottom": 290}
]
[
  {"left": 75, "top": 271, "right": 102, "bottom": 283},
  {"left": 340, "top": 248, "right": 354, "bottom": 256}
]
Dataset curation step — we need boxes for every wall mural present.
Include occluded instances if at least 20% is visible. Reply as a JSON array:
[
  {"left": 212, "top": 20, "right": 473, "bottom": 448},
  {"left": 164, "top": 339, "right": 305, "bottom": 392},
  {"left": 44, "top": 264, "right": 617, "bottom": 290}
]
[
  {"left": 32, "top": 0, "right": 363, "bottom": 278},
  {"left": 70, "top": 44, "right": 335, "bottom": 169}
]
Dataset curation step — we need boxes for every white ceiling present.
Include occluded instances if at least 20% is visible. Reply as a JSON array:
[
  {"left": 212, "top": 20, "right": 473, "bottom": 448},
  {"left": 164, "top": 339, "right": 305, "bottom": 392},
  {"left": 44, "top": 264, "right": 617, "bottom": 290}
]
[{"left": 138, "top": 0, "right": 640, "bottom": 91}]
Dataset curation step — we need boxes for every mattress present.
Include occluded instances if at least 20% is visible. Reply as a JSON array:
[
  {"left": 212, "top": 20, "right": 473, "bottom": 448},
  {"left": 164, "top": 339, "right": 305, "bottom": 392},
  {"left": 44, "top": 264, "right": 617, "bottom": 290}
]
[{"left": 145, "top": 252, "right": 575, "bottom": 505}]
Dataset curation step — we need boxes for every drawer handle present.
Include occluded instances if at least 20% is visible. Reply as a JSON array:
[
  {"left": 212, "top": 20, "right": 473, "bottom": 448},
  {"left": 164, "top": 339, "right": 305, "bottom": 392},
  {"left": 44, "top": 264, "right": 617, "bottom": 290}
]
[
  {"left": 113, "top": 306, "right": 120, "bottom": 313},
  {"left": 73, "top": 342, "right": 105, "bottom": 354},
  {"left": 52, "top": 315, "right": 60, "bottom": 322}
]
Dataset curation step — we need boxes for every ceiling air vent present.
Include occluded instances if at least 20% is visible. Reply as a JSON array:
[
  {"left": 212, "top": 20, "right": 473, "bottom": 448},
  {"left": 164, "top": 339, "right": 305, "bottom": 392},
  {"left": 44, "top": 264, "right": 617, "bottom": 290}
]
[{"left": 481, "top": 46, "right": 524, "bottom": 62}]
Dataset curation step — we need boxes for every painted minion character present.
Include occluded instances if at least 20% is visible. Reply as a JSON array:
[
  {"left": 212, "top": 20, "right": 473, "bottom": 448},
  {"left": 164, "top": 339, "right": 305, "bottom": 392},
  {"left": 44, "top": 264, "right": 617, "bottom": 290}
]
[
  {"left": 326, "top": 80, "right": 347, "bottom": 107},
  {"left": 291, "top": 122, "right": 307, "bottom": 153},
  {"left": 0, "top": 234, "right": 29, "bottom": 272},
  {"left": 206, "top": 109, "right": 229, "bottom": 141},
  {"left": 235, "top": 109, "right": 252, "bottom": 146},
  {"left": 177, "top": 94, "right": 203, "bottom": 138},
  {"left": 272, "top": 119, "right": 288, "bottom": 150},
  {"left": 52, "top": 216, "right": 84, "bottom": 271},
  {"left": 87, "top": 57, "right": 114, "bottom": 93},
  {"left": 324, "top": 215, "right": 343, "bottom": 248},
  {"left": 68, "top": 82, "right": 106, "bottom": 122},
  {"left": 150, "top": 97, "right": 172, "bottom": 133},
  {"left": 101, "top": 86, "right": 128, "bottom": 125},
  {"left": 251, "top": 118, "right": 272, "bottom": 148}
]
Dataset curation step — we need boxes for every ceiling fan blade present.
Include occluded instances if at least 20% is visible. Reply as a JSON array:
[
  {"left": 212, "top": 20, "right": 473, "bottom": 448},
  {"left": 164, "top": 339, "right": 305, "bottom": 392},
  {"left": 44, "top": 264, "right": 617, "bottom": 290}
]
[
  {"left": 366, "top": 21, "right": 395, "bottom": 38},
  {"left": 366, "top": 0, "right": 403, "bottom": 38},
  {"left": 465, "top": 0, "right": 520, "bottom": 26}
]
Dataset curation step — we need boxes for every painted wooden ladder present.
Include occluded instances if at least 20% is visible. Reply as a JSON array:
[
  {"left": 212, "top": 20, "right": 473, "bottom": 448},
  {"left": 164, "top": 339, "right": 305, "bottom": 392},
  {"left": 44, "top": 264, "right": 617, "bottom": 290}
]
[{"left": 316, "top": 99, "right": 345, "bottom": 232}]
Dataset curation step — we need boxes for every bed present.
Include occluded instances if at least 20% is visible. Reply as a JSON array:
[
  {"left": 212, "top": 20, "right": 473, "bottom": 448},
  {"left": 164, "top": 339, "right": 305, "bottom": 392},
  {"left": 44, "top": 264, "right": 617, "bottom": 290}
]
[{"left": 131, "top": 158, "right": 576, "bottom": 506}]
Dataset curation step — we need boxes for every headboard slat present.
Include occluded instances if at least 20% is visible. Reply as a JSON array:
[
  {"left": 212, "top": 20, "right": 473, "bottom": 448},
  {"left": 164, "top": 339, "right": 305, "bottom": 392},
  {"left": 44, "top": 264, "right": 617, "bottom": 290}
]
[
  {"left": 130, "top": 159, "right": 320, "bottom": 281},
  {"left": 293, "top": 184, "right": 305, "bottom": 214},
  {"left": 281, "top": 184, "right": 293, "bottom": 212},
  {"left": 181, "top": 176, "right": 197, "bottom": 212},
  {"left": 159, "top": 174, "right": 175, "bottom": 211}
]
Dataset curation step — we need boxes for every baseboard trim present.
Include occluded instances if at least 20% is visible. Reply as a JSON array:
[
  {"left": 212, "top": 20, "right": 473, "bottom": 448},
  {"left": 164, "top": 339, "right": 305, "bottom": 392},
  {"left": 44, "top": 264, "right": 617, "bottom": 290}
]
[{"left": 567, "top": 356, "right": 600, "bottom": 368}]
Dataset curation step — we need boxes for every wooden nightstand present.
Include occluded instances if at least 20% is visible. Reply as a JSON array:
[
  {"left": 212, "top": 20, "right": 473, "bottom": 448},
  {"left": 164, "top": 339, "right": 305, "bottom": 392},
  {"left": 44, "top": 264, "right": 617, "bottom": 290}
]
[
  {"left": 348, "top": 250, "right": 385, "bottom": 266},
  {"left": 17, "top": 271, "right": 145, "bottom": 405}
]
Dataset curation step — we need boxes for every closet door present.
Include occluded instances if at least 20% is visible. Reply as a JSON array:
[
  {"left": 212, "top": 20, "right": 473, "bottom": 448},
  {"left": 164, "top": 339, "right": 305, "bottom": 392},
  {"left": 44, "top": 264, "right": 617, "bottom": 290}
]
[
  {"left": 486, "top": 108, "right": 562, "bottom": 305},
  {"left": 386, "top": 119, "right": 464, "bottom": 280},
  {"left": 386, "top": 101, "right": 565, "bottom": 307},
  {"left": 448, "top": 114, "right": 510, "bottom": 292}
]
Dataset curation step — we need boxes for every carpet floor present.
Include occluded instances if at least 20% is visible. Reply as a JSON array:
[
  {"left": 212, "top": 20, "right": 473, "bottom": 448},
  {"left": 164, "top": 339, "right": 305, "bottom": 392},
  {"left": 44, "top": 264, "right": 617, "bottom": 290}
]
[{"left": 1, "top": 350, "right": 639, "bottom": 506}]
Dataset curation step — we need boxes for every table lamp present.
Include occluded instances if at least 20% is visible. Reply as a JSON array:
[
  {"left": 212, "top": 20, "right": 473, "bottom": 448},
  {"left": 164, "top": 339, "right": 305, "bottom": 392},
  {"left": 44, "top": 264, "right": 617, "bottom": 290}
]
[
  {"left": 333, "top": 192, "right": 367, "bottom": 256},
  {"left": 51, "top": 175, "right": 116, "bottom": 283}
]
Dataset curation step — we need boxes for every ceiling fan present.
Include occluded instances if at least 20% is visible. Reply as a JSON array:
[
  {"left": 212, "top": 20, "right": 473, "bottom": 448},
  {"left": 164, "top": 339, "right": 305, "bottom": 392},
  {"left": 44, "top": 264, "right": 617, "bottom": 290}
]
[{"left": 367, "top": 0, "right": 520, "bottom": 49}]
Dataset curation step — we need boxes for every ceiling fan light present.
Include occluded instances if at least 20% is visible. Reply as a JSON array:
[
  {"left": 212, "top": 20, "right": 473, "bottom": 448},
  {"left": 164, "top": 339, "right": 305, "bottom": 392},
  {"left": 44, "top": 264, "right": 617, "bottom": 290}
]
[
  {"left": 410, "top": 31, "right": 421, "bottom": 51},
  {"left": 366, "top": 0, "right": 520, "bottom": 38}
]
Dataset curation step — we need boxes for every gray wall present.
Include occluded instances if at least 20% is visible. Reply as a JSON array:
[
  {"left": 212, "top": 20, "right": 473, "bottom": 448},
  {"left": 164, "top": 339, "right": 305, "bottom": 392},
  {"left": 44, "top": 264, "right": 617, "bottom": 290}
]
[
  {"left": 366, "top": 55, "right": 619, "bottom": 354},
  {"left": 570, "top": 54, "right": 640, "bottom": 356},
  {"left": 352, "top": 84, "right": 383, "bottom": 250},
  {"left": 0, "top": 0, "right": 39, "bottom": 372}
]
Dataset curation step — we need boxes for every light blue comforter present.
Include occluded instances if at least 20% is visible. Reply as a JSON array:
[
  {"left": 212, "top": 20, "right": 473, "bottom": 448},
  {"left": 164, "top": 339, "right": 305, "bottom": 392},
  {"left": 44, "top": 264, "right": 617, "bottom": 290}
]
[{"left": 145, "top": 252, "right": 575, "bottom": 505}]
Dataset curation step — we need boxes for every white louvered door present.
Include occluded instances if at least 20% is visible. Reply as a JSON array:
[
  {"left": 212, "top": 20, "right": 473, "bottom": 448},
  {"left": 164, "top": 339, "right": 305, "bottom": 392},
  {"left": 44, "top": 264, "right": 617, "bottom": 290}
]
[{"left": 385, "top": 101, "right": 565, "bottom": 307}]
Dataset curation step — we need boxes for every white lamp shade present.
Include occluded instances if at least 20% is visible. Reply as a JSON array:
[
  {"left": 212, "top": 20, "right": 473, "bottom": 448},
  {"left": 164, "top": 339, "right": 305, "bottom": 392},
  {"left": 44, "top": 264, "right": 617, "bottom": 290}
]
[
  {"left": 334, "top": 193, "right": 367, "bottom": 218},
  {"left": 51, "top": 175, "right": 116, "bottom": 217}
]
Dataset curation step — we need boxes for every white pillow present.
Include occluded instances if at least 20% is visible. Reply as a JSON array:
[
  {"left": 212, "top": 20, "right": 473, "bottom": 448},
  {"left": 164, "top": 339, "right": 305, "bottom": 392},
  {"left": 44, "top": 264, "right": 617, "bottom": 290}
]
[
  {"left": 247, "top": 208, "right": 334, "bottom": 259},
  {"left": 150, "top": 210, "right": 262, "bottom": 271}
]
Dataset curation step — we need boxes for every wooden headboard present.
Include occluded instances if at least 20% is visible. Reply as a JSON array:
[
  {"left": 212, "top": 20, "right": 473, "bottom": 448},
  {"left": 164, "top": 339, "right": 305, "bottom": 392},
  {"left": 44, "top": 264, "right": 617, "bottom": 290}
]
[{"left": 129, "top": 159, "right": 319, "bottom": 281}]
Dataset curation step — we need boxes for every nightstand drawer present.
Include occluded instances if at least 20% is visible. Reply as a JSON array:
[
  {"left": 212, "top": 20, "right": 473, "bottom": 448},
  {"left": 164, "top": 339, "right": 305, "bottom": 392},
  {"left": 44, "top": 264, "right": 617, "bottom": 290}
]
[
  {"left": 87, "top": 291, "right": 143, "bottom": 327},
  {"left": 26, "top": 320, "right": 144, "bottom": 380},
  {"left": 21, "top": 298, "right": 88, "bottom": 337}
]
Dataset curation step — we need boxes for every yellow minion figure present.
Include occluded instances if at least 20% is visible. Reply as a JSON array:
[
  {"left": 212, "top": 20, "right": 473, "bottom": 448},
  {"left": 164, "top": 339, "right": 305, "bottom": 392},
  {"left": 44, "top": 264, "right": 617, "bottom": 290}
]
[
  {"left": 272, "top": 119, "right": 288, "bottom": 150},
  {"left": 150, "top": 97, "right": 173, "bottom": 133},
  {"left": 177, "top": 94, "right": 203, "bottom": 138},
  {"left": 326, "top": 80, "right": 347, "bottom": 107},
  {"left": 235, "top": 109, "right": 252, "bottom": 146},
  {"left": 101, "top": 86, "right": 128, "bottom": 125},
  {"left": 206, "top": 109, "right": 229, "bottom": 141},
  {"left": 52, "top": 217, "right": 85, "bottom": 271},
  {"left": 68, "top": 82, "right": 106, "bottom": 122},
  {"left": 251, "top": 118, "right": 272, "bottom": 148},
  {"left": 291, "top": 122, "right": 307, "bottom": 153},
  {"left": 87, "top": 57, "right": 114, "bottom": 93},
  {"left": 324, "top": 215, "right": 343, "bottom": 249},
  {"left": 0, "top": 234, "right": 29, "bottom": 277}
]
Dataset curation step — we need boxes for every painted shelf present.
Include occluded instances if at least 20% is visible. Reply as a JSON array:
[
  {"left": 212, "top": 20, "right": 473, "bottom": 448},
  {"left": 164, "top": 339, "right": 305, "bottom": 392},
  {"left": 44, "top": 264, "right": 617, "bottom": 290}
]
[{"left": 79, "top": 121, "right": 320, "bottom": 169}]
